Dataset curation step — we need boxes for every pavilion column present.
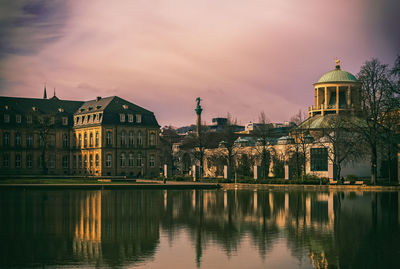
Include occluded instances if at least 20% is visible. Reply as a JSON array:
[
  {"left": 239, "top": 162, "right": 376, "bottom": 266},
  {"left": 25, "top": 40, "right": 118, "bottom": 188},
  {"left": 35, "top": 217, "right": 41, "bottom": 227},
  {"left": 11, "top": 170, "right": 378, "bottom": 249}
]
[
  {"left": 336, "top": 86, "right": 339, "bottom": 114},
  {"left": 347, "top": 86, "right": 351, "bottom": 107},
  {"left": 323, "top": 87, "right": 327, "bottom": 116}
]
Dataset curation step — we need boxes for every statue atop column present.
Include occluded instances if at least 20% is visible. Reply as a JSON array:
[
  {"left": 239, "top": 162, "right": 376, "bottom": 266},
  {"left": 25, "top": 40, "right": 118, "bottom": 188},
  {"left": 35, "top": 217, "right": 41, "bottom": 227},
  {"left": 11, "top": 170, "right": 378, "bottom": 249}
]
[{"left": 195, "top": 97, "right": 203, "bottom": 136}]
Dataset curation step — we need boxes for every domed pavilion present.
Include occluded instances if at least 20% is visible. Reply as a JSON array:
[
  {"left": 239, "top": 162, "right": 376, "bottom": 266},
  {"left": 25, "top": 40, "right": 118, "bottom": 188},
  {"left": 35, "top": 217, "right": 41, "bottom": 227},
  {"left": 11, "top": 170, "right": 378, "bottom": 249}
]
[{"left": 308, "top": 59, "right": 361, "bottom": 117}]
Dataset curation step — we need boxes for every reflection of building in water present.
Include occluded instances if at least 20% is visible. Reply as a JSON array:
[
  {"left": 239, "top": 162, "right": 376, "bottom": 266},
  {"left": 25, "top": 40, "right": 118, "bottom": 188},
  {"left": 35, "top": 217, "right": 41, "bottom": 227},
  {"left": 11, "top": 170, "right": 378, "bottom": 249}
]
[{"left": 72, "top": 191, "right": 102, "bottom": 261}]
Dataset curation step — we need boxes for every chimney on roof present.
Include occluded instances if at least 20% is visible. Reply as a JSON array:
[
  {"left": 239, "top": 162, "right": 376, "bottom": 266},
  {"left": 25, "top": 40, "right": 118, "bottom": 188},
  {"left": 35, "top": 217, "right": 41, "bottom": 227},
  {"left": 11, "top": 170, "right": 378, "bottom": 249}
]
[
  {"left": 96, "top": 96, "right": 101, "bottom": 101},
  {"left": 43, "top": 85, "right": 47, "bottom": 99}
]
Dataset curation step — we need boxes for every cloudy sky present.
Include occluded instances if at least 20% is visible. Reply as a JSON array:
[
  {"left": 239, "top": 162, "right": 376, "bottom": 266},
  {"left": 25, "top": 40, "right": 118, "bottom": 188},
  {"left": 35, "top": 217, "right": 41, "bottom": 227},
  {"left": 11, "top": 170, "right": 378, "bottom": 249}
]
[{"left": 0, "top": 0, "right": 399, "bottom": 127}]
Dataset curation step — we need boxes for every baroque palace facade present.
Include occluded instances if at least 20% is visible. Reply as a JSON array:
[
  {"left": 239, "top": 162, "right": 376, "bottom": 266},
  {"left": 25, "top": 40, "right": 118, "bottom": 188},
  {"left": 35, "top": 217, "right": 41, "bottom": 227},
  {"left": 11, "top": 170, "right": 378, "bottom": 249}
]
[{"left": 0, "top": 93, "right": 160, "bottom": 177}]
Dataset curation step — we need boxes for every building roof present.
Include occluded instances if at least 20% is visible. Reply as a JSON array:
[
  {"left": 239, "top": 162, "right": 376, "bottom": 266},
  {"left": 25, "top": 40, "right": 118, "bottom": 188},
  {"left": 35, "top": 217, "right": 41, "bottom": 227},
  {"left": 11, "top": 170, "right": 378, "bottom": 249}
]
[
  {"left": 75, "top": 96, "right": 159, "bottom": 127},
  {"left": 296, "top": 113, "right": 367, "bottom": 130},
  {"left": 316, "top": 66, "right": 357, "bottom": 84},
  {"left": 0, "top": 96, "right": 83, "bottom": 114}
]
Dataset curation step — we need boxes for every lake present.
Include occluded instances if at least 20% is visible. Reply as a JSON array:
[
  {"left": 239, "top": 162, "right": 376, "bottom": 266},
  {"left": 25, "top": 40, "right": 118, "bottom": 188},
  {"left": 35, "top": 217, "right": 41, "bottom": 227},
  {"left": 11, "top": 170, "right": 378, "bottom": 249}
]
[{"left": 0, "top": 188, "right": 399, "bottom": 268}]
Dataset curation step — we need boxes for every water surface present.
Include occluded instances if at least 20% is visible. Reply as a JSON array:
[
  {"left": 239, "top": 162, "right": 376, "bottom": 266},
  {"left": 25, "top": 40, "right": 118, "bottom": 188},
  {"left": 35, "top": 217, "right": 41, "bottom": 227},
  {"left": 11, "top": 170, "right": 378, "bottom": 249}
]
[{"left": 0, "top": 188, "right": 399, "bottom": 268}]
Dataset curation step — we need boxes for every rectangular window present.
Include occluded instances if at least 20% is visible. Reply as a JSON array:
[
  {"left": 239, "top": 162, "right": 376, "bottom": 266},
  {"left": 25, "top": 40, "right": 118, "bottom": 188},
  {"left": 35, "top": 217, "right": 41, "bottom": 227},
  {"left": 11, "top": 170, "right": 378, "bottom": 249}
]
[
  {"left": 3, "top": 154, "right": 10, "bottom": 167},
  {"left": 149, "top": 155, "right": 155, "bottom": 167},
  {"left": 89, "top": 133, "right": 93, "bottom": 147},
  {"left": 95, "top": 154, "right": 99, "bottom": 167},
  {"left": 50, "top": 117, "right": 55, "bottom": 125},
  {"left": 89, "top": 154, "right": 93, "bottom": 168},
  {"left": 62, "top": 117, "right": 68, "bottom": 125},
  {"left": 49, "top": 156, "right": 56, "bottom": 168},
  {"left": 26, "top": 134, "right": 33, "bottom": 148},
  {"left": 3, "top": 132, "right": 10, "bottom": 146},
  {"left": 62, "top": 156, "right": 69, "bottom": 168},
  {"left": 4, "top": 114, "right": 10, "bottom": 123},
  {"left": 120, "top": 114, "right": 126, "bottom": 122},
  {"left": 128, "top": 114, "right": 133, "bottom": 123},
  {"left": 15, "top": 154, "right": 21, "bottom": 168},
  {"left": 16, "top": 114, "right": 21, "bottom": 123},
  {"left": 136, "top": 114, "right": 142, "bottom": 123},
  {"left": 27, "top": 115, "right": 32, "bottom": 124},
  {"left": 73, "top": 155, "right": 77, "bottom": 169},
  {"left": 63, "top": 134, "right": 69, "bottom": 148},
  {"left": 15, "top": 133, "right": 21, "bottom": 147},
  {"left": 78, "top": 155, "right": 82, "bottom": 168},
  {"left": 27, "top": 155, "right": 33, "bottom": 168},
  {"left": 310, "top": 148, "right": 328, "bottom": 171},
  {"left": 137, "top": 154, "right": 142, "bottom": 167}
]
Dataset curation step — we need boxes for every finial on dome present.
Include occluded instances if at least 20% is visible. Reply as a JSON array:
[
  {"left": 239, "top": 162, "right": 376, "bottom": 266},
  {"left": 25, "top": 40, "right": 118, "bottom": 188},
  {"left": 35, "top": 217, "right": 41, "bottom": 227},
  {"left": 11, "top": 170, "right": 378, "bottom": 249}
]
[{"left": 335, "top": 58, "right": 341, "bottom": 69}]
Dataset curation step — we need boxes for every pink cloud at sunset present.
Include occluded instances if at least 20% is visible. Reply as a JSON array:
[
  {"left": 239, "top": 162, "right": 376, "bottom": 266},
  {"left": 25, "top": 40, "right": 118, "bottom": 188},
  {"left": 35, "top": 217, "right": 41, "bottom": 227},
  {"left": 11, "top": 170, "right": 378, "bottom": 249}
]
[{"left": 0, "top": 0, "right": 399, "bottom": 126}]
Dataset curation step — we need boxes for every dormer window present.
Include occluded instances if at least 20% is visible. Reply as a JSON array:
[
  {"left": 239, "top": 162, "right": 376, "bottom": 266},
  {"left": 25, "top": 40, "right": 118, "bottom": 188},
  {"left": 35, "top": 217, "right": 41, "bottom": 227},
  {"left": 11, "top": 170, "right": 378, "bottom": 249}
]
[
  {"left": 16, "top": 114, "right": 21, "bottom": 124},
  {"left": 80, "top": 108, "right": 85, "bottom": 112},
  {"left": 93, "top": 114, "right": 97, "bottom": 121},
  {"left": 88, "top": 106, "right": 93, "bottom": 111},
  {"left": 58, "top": 108, "right": 64, "bottom": 112},
  {"left": 136, "top": 114, "right": 142, "bottom": 123},
  {"left": 122, "top": 104, "right": 128, "bottom": 109},
  {"left": 96, "top": 105, "right": 102, "bottom": 109},
  {"left": 120, "top": 114, "right": 125, "bottom": 122},
  {"left": 128, "top": 114, "right": 133, "bottom": 123},
  {"left": 81, "top": 116, "right": 85, "bottom": 123},
  {"left": 76, "top": 116, "right": 79, "bottom": 123},
  {"left": 87, "top": 115, "right": 91, "bottom": 122}
]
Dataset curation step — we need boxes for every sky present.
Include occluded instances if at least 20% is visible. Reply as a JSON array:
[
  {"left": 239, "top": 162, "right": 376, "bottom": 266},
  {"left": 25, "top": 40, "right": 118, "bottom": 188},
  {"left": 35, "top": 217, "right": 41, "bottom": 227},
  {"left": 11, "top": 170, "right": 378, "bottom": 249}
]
[{"left": 0, "top": 0, "right": 399, "bottom": 127}]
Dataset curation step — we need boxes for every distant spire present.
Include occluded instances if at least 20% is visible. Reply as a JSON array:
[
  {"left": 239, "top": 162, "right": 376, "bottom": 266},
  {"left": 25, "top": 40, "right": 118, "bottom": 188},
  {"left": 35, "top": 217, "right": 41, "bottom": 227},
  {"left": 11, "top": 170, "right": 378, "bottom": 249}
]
[
  {"left": 43, "top": 84, "right": 47, "bottom": 99},
  {"left": 53, "top": 88, "right": 56, "bottom": 97}
]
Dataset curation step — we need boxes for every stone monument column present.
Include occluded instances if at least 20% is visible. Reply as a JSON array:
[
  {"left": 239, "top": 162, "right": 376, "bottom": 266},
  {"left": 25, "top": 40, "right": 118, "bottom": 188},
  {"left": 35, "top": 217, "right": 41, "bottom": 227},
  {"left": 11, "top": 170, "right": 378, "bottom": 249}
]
[{"left": 195, "top": 97, "right": 203, "bottom": 137}]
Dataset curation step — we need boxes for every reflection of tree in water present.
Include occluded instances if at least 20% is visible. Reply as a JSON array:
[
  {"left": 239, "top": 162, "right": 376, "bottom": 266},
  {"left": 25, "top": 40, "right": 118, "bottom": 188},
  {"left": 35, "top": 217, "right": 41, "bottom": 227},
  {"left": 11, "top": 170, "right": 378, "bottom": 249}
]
[{"left": 1, "top": 189, "right": 400, "bottom": 268}]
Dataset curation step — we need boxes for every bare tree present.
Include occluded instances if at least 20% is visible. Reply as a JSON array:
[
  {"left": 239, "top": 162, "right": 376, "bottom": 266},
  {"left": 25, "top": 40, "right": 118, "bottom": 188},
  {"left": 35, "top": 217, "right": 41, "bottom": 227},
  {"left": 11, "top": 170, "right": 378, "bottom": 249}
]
[
  {"left": 318, "top": 114, "right": 363, "bottom": 180},
  {"left": 34, "top": 114, "right": 55, "bottom": 174},
  {"left": 357, "top": 58, "right": 394, "bottom": 184},
  {"left": 289, "top": 111, "right": 311, "bottom": 179},
  {"left": 252, "top": 111, "right": 272, "bottom": 179},
  {"left": 159, "top": 126, "right": 181, "bottom": 175}
]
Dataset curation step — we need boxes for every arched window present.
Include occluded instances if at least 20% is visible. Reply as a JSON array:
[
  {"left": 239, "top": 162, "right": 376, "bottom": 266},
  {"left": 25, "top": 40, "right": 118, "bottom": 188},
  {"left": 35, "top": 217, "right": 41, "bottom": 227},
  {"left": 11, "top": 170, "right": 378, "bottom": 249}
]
[
  {"left": 95, "top": 132, "right": 99, "bottom": 147},
  {"left": 84, "top": 155, "right": 88, "bottom": 168},
  {"left": 63, "top": 133, "right": 69, "bottom": 148},
  {"left": 106, "top": 131, "right": 112, "bottom": 146},
  {"left": 89, "top": 132, "right": 93, "bottom": 147},
  {"left": 95, "top": 154, "right": 99, "bottom": 167},
  {"left": 137, "top": 132, "right": 142, "bottom": 146},
  {"left": 78, "top": 133, "right": 82, "bottom": 147},
  {"left": 84, "top": 133, "right": 87, "bottom": 147},
  {"left": 121, "top": 131, "right": 126, "bottom": 146},
  {"left": 120, "top": 153, "right": 126, "bottom": 167},
  {"left": 106, "top": 154, "right": 112, "bottom": 167},
  {"left": 129, "top": 153, "right": 134, "bottom": 167},
  {"left": 129, "top": 131, "right": 134, "bottom": 147},
  {"left": 89, "top": 154, "right": 93, "bottom": 167},
  {"left": 149, "top": 133, "right": 155, "bottom": 146}
]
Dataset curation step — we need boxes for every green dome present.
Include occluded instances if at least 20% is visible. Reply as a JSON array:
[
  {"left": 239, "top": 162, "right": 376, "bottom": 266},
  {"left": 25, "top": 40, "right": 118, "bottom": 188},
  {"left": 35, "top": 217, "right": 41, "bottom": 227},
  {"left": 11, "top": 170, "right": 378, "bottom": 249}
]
[{"left": 317, "top": 66, "right": 357, "bottom": 84}]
